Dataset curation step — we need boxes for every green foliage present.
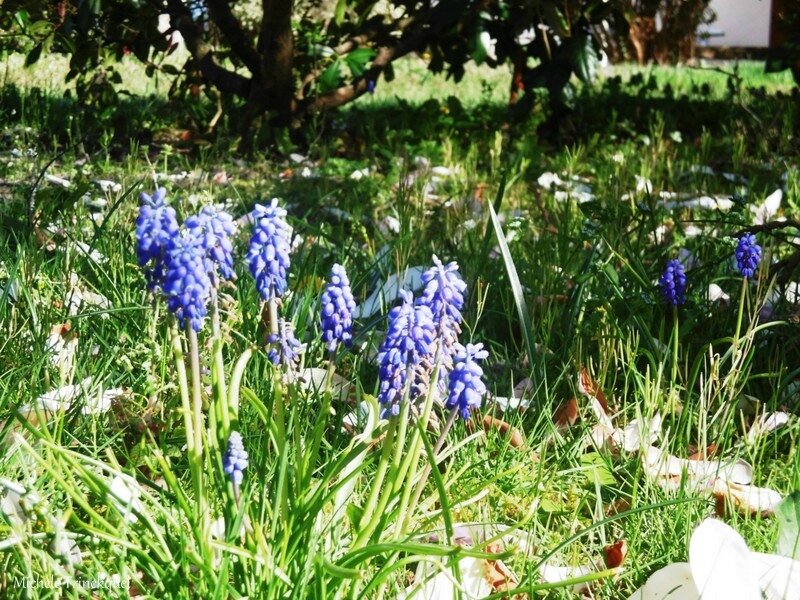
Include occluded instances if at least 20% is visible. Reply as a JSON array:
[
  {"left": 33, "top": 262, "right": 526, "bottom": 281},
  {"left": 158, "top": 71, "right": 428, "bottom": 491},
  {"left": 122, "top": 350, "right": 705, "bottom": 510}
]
[{"left": 1, "top": 0, "right": 610, "bottom": 141}]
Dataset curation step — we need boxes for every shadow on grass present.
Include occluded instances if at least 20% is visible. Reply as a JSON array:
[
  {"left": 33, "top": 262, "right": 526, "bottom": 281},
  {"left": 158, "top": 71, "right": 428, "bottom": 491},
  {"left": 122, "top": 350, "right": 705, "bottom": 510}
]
[{"left": 1, "top": 73, "right": 798, "bottom": 159}]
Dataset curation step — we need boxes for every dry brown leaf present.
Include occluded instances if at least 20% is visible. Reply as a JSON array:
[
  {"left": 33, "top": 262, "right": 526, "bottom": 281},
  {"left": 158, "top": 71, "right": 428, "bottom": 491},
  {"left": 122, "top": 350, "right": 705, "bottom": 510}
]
[
  {"left": 482, "top": 416, "right": 525, "bottom": 448},
  {"left": 553, "top": 397, "right": 579, "bottom": 429},
  {"left": 578, "top": 366, "right": 609, "bottom": 413},
  {"left": 687, "top": 444, "right": 718, "bottom": 461},
  {"left": 604, "top": 540, "right": 628, "bottom": 569},
  {"left": 712, "top": 479, "right": 783, "bottom": 518}
]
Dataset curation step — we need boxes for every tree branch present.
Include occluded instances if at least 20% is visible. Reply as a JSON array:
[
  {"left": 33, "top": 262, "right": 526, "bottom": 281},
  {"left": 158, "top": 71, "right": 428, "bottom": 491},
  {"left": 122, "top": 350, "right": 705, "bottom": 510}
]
[
  {"left": 164, "top": 0, "right": 251, "bottom": 97},
  {"left": 298, "top": 25, "right": 423, "bottom": 115},
  {"left": 205, "top": 0, "right": 261, "bottom": 73}
]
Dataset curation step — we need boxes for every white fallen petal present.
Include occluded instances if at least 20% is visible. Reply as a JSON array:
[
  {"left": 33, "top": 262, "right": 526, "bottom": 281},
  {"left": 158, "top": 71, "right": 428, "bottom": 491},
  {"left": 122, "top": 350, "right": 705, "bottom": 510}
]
[
  {"left": 406, "top": 556, "right": 493, "bottom": 599},
  {"left": 627, "top": 562, "right": 699, "bottom": 600},
  {"left": 616, "top": 414, "right": 662, "bottom": 453},
  {"left": 71, "top": 241, "right": 108, "bottom": 265},
  {"left": 353, "top": 266, "right": 426, "bottom": 319},
  {"left": 50, "top": 518, "right": 82, "bottom": 565},
  {"left": 635, "top": 175, "right": 653, "bottom": 195},
  {"left": 0, "top": 479, "right": 42, "bottom": 529},
  {"left": 94, "top": 179, "right": 122, "bottom": 193},
  {"left": 298, "top": 367, "right": 351, "bottom": 400},
  {"left": 663, "top": 196, "right": 734, "bottom": 211},
  {"left": 678, "top": 247, "right": 699, "bottom": 270},
  {"left": 376, "top": 215, "right": 401, "bottom": 236},
  {"left": 684, "top": 224, "right": 704, "bottom": 237},
  {"left": 537, "top": 172, "right": 563, "bottom": 189},
  {"left": 493, "top": 396, "right": 530, "bottom": 413},
  {"left": 747, "top": 412, "right": 790, "bottom": 445},
  {"left": 751, "top": 189, "right": 782, "bottom": 226},
  {"left": 689, "top": 165, "right": 716, "bottom": 176},
  {"left": 751, "top": 552, "right": 800, "bottom": 600},
  {"left": 46, "top": 324, "right": 78, "bottom": 373},
  {"left": 785, "top": 282, "right": 800, "bottom": 304},
  {"left": 712, "top": 479, "right": 783, "bottom": 517},
  {"left": 538, "top": 563, "right": 594, "bottom": 594},
  {"left": 431, "top": 166, "right": 453, "bottom": 177},
  {"left": 45, "top": 174, "right": 71, "bottom": 188},
  {"left": 349, "top": 167, "right": 371, "bottom": 180},
  {"left": 642, "top": 446, "right": 753, "bottom": 491},
  {"left": 20, "top": 378, "right": 120, "bottom": 418},
  {"left": 707, "top": 283, "right": 730, "bottom": 303},
  {"left": 689, "top": 519, "right": 760, "bottom": 600},
  {"left": 108, "top": 475, "right": 144, "bottom": 523}
]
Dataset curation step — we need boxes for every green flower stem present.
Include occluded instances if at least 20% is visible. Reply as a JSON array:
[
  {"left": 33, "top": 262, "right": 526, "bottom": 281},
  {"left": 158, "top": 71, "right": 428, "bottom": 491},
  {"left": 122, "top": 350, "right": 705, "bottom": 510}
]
[
  {"left": 670, "top": 305, "right": 679, "bottom": 386},
  {"left": 169, "top": 320, "right": 194, "bottom": 455},
  {"left": 228, "top": 347, "right": 253, "bottom": 420},
  {"left": 355, "top": 399, "right": 413, "bottom": 548},
  {"left": 393, "top": 362, "right": 442, "bottom": 537},
  {"left": 303, "top": 356, "right": 337, "bottom": 487},
  {"left": 268, "top": 298, "right": 279, "bottom": 336},
  {"left": 187, "top": 326, "right": 209, "bottom": 541},
  {"left": 732, "top": 277, "right": 748, "bottom": 362},
  {"left": 353, "top": 416, "right": 399, "bottom": 549},
  {"left": 401, "top": 405, "right": 459, "bottom": 536},
  {"left": 211, "top": 295, "right": 230, "bottom": 434}
]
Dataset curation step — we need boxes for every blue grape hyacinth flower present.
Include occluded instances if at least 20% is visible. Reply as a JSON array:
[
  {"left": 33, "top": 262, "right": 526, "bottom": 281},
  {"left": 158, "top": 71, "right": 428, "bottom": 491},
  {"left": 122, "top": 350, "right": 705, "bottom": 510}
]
[
  {"left": 446, "top": 343, "right": 489, "bottom": 419},
  {"left": 660, "top": 258, "right": 686, "bottom": 306},
  {"left": 377, "top": 289, "right": 435, "bottom": 416},
  {"left": 268, "top": 319, "right": 302, "bottom": 368},
  {"left": 184, "top": 206, "right": 236, "bottom": 282},
  {"left": 247, "top": 199, "right": 292, "bottom": 301},
  {"left": 223, "top": 431, "right": 248, "bottom": 489},
  {"left": 162, "top": 234, "right": 213, "bottom": 332},
  {"left": 417, "top": 255, "right": 467, "bottom": 377},
  {"left": 736, "top": 233, "right": 762, "bottom": 279},
  {"left": 320, "top": 263, "right": 357, "bottom": 352},
  {"left": 418, "top": 255, "right": 467, "bottom": 329},
  {"left": 136, "top": 187, "right": 179, "bottom": 289}
]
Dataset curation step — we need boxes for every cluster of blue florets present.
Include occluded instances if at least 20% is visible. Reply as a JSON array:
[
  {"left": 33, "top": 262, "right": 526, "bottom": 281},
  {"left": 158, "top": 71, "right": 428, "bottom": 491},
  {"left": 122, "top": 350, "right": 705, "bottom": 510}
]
[
  {"left": 223, "top": 431, "right": 249, "bottom": 489},
  {"left": 136, "top": 189, "right": 235, "bottom": 331},
  {"left": 320, "top": 264, "right": 357, "bottom": 352},
  {"left": 735, "top": 233, "right": 762, "bottom": 279}
]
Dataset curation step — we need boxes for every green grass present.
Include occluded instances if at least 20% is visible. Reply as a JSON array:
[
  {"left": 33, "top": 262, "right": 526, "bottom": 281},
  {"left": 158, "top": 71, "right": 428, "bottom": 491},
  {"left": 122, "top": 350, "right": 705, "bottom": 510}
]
[{"left": 0, "top": 52, "right": 799, "bottom": 598}]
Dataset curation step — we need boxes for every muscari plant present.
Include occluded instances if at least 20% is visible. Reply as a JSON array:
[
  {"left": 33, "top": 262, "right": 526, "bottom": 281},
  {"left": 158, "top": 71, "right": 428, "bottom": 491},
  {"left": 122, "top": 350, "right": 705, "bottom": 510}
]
[
  {"left": 133, "top": 188, "right": 491, "bottom": 595},
  {"left": 657, "top": 233, "right": 765, "bottom": 416}
]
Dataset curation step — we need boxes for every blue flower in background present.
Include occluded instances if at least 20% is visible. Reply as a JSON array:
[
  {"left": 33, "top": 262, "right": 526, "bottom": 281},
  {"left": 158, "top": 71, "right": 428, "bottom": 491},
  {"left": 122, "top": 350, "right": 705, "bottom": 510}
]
[
  {"left": 446, "top": 343, "right": 488, "bottom": 419},
  {"left": 162, "top": 234, "right": 212, "bottom": 332},
  {"left": 223, "top": 431, "right": 248, "bottom": 489},
  {"left": 136, "top": 187, "right": 179, "bottom": 290},
  {"left": 736, "top": 233, "right": 762, "bottom": 279},
  {"left": 377, "top": 290, "right": 435, "bottom": 415},
  {"left": 320, "top": 263, "right": 357, "bottom": 352},
  {"left": 184, "top": 206, "right": 236, "bottom": 282},
  {"left": 247, "top": 199, "right": 292, "bottom": 301},
  {"left": 268, "top": 319, "right": 302, "bottom": 368},
  {"left": 660, "top": 258, "right": 686, "bottom": 306}
]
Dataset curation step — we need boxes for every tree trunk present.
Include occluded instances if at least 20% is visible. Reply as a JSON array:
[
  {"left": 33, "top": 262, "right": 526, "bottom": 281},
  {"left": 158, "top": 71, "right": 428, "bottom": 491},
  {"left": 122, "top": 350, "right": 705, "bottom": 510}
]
[
  {"left": 628, "top": 16, "right": 655, "bottom": 64},
  {"left": 260, "top": 0, "right": 294, "bottom": 126}
]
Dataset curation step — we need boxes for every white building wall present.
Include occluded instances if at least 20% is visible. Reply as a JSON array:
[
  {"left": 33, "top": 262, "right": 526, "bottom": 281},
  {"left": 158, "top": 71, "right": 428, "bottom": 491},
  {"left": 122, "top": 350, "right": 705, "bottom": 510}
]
[{"left": 703, "top": 0, "right": 772, "bottom": 47}]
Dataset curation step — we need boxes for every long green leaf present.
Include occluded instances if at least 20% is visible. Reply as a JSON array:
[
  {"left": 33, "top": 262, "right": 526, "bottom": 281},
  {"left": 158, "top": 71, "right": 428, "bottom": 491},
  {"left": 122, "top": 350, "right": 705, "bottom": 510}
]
[{"left": 488, "top": 202, "right": 536, "bottom": 374}]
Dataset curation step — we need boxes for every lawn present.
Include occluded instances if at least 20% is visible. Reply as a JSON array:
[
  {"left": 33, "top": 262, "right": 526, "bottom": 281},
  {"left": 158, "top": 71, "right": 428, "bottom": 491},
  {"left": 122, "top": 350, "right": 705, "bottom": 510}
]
[{"left": 1, "top": 53, "right": 799, "bottom": 599}]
